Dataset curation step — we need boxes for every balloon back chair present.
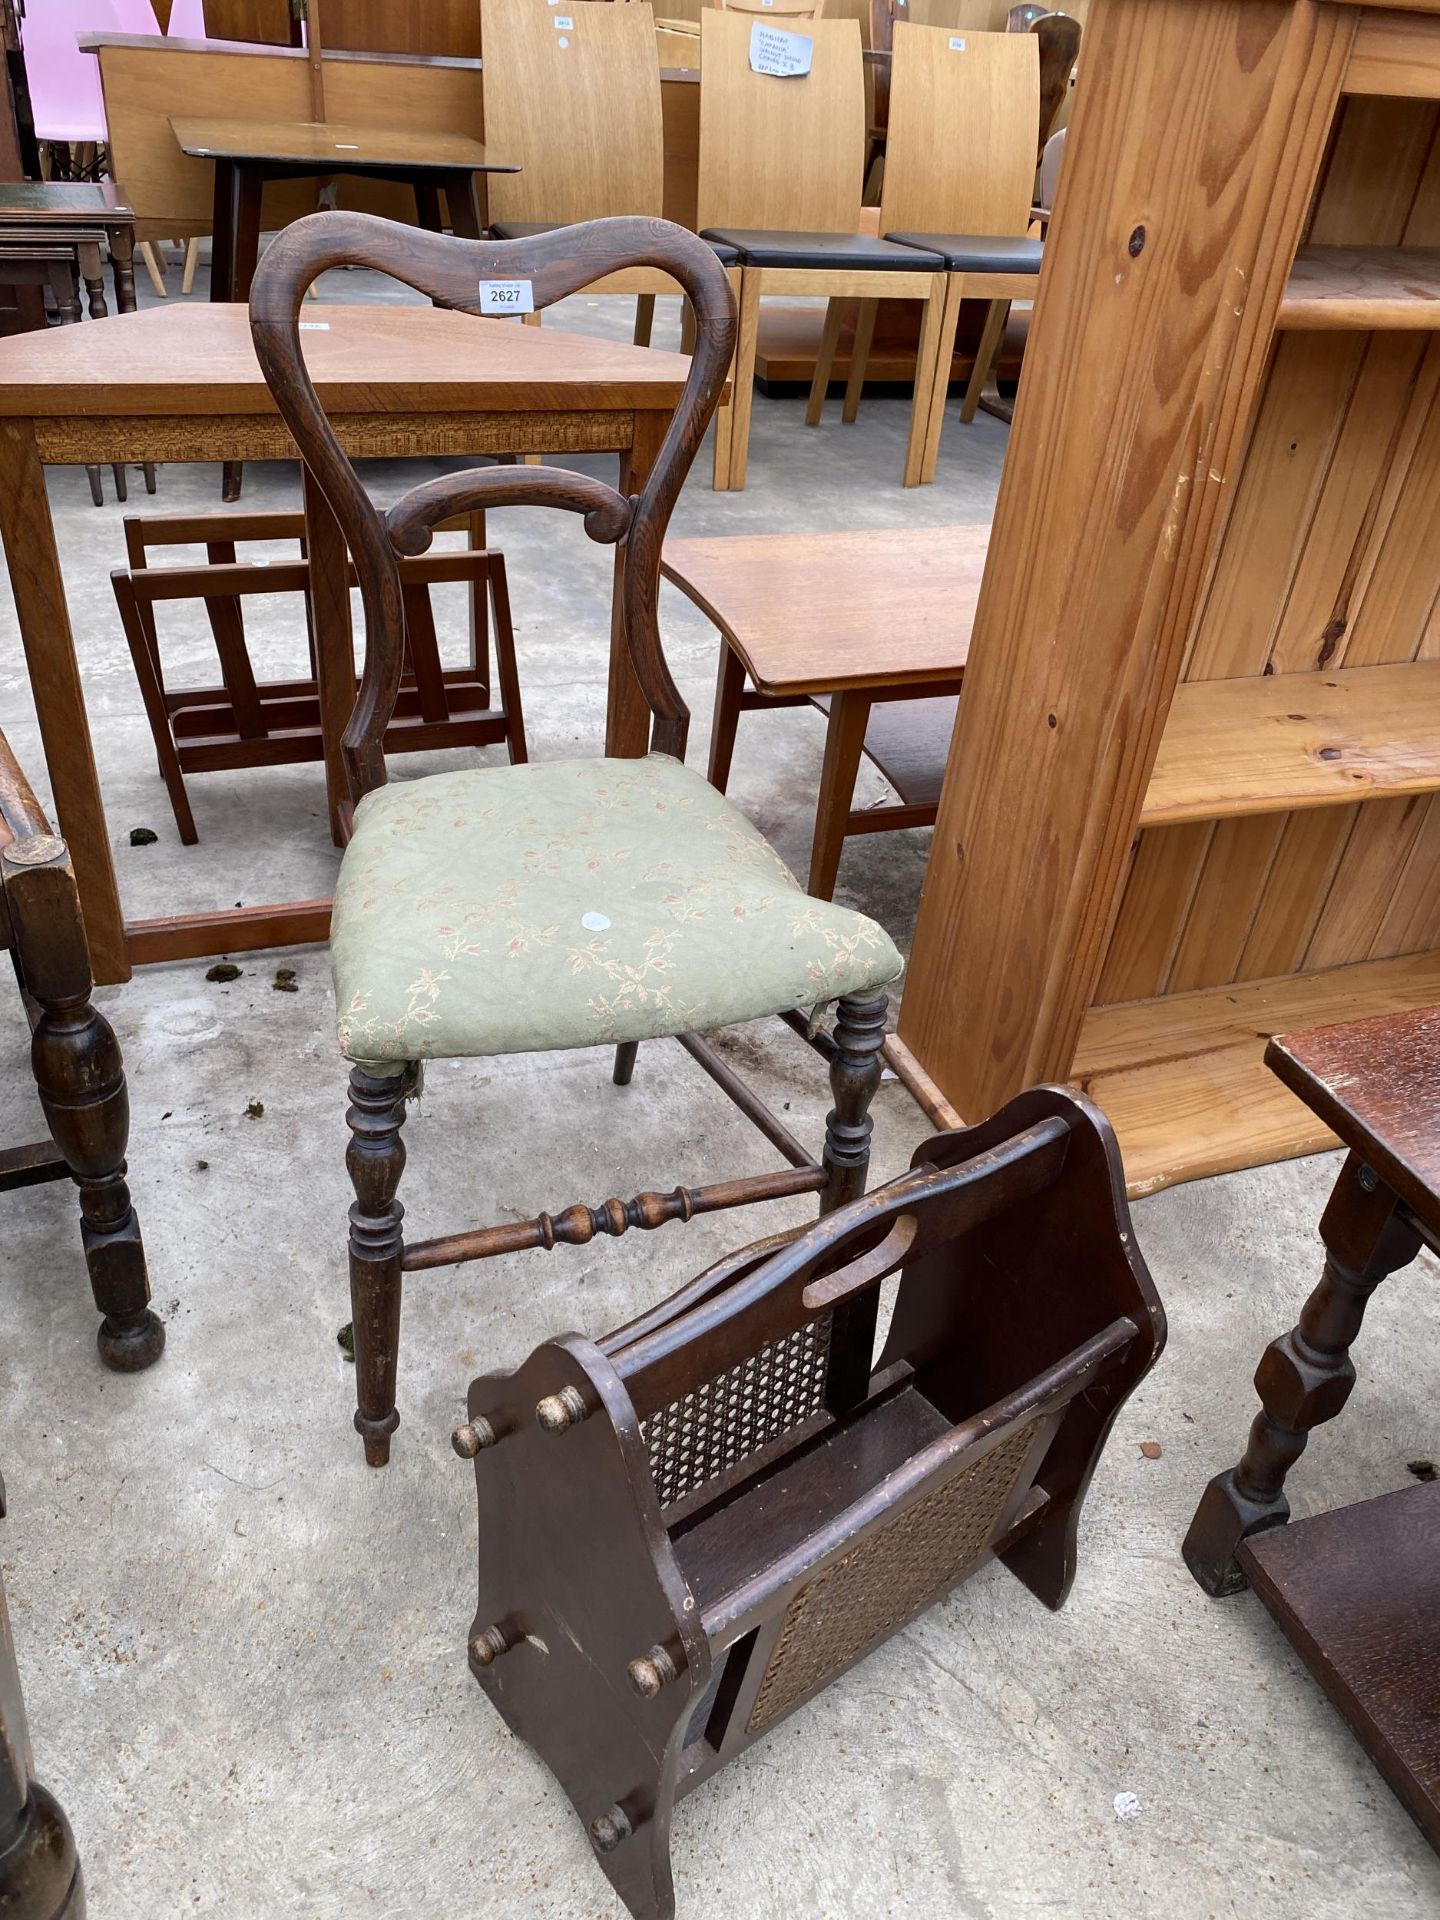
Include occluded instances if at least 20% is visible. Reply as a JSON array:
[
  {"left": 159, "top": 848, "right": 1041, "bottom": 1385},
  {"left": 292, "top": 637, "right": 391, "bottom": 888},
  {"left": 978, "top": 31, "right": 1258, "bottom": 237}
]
[{"left": 249, "top": 212, "right": 904, "bottom": 1467}]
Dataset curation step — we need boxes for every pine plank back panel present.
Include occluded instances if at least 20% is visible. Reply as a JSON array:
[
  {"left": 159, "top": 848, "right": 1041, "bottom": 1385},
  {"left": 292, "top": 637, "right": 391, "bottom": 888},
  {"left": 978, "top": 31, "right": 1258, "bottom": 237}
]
[
  {"left": 896, "top": 0, "right": 1357, "bottom": 1119},
  {"left": 696, "top": 11, "right": 865, "bottom": 233},
  {"left": 484, "top": 0, "right": 665, "bottom": 224},
  {"left": 878, "top": 24, "right": 1037, "bottom": 235},
  {"left": 1098, "top": 89, "right": 1440, "bottom": 1008}
]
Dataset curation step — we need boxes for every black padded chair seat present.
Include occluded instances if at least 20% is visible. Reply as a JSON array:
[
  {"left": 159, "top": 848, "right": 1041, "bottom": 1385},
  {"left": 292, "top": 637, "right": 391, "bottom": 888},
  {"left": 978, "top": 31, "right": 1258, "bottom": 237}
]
[
  {"left": 700, "top": 228, "right": 943, "bottom": 271},
  {"left": 491, "top": 219, "right": 740, "bottom": 266},
  {"left": 885, "top": 232, "right": 1044, "bottom": 273}
]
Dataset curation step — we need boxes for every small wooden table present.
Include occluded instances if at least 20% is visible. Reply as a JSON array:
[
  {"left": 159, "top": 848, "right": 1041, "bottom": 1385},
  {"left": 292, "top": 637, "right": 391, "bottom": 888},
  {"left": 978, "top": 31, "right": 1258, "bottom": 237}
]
[
  {"left": 662, "top": 524, "right": 986, "bottom": 897},
  {"left": 169, "top": 116, "right": 520, "bottom": 304},
  {"left": 1184, "top": 1003, "right": 1440, "bottom": 1851},
  {"left": 0, "top": 301, "right": 692, "bottom": 985},
  {"left": 0, "top": 180, "right": 140, "bottom": 313}
]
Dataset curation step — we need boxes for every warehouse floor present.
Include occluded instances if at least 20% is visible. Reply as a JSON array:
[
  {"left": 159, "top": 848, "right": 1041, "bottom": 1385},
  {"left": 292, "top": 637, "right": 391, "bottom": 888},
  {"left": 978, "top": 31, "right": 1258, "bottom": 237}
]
[{"left": 1, "top": 255, "right": 1437, "bottom": 1920}]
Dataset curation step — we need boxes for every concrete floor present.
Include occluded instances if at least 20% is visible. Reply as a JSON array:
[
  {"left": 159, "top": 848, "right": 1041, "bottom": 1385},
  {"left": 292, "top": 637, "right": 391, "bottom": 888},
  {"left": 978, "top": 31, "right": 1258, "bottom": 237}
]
[{"left": 2, "top": 255, "right": 1439, "bottom": 1920}]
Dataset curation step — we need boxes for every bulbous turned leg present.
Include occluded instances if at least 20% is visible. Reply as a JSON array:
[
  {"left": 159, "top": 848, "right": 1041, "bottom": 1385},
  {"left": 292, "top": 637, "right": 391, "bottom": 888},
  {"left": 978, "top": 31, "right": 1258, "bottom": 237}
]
[
  {"left": 345, "top": 1066, "right": 413, "bottom": 1468},
  {"left": 820, "top": 992, "right": 888, "bottom": 1216},
  {"left": 1183, "top": 1154, "right": 1420, "bottom": 1597},
  {"left": 1, "top": 1490, "right": 86, "bottom": 1919},
  {"left": 4, "top": 835, "right": 162, "bottom": 1372}
]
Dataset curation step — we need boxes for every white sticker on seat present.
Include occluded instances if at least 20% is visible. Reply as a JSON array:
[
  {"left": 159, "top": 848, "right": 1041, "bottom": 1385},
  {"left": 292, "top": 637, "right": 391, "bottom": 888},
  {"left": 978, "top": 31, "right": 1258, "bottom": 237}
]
[{"left": 478, "top": 279, "right": 536, "bottom": 316}]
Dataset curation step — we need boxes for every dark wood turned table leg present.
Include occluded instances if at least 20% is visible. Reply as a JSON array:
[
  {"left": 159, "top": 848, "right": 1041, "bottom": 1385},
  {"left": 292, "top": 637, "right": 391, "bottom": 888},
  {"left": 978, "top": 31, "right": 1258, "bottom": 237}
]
[
  {"left": 105, "top": 227, "right": 157, "bottom": 495},
  {"left": 3, "top": 835, "right": 164, "bottom": 1372},
  {"left": 1183, "top": 1151, "right": 1421, "bottom": 1597},
  {"left": 0, "top": 1474, "right": 85, "bottom": 1920}
]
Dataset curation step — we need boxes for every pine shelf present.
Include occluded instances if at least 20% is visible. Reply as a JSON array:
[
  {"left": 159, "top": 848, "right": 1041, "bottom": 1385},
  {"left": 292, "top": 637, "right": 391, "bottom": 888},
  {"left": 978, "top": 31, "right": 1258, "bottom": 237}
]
[
  {"left": 1075, "top": 949, "right": 1440, "bottom": 1197},
  {"left": 1140, "top": 657, "right": 1440, "bottom": 828},
  {"left": 1278, "top": 246, "right": 1440, "bottom": 330}
]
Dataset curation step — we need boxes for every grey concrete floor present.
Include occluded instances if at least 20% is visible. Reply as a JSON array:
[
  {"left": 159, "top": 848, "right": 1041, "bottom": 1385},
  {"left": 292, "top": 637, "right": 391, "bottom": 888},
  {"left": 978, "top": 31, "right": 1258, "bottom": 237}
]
[{"left": 2, "top": 253, "right": 1439, "bottom": 1920}]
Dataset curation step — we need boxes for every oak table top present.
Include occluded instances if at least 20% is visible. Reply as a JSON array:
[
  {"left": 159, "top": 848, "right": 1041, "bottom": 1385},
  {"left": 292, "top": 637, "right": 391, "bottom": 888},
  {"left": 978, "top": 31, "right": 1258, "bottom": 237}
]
[
  {"left": 0, "top": 302, "right": 690, "bottom": 985},
  {"left": 661, "top": 523, "right": 988, "bottom": 695},
  {"left": 169, "top": 115, "right": 517, "bottom": 176},
  {"left": 0, "top": 180, "right": 135, "bottom": 228},
  {"left": 0, "top": 300, "right": 695, "bottom": 420}
]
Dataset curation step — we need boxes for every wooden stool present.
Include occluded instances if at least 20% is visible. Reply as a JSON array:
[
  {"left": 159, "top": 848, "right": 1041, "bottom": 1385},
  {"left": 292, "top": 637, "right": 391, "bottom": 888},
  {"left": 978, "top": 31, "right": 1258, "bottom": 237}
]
[
  {"left": 456, "top": 1083, "right": 1166, "bottom": 1920},
  {"left": 111, "top": 509, "right": 525, "bottom": 844},
  {"left": 1184, "top": 1005, "right": 1440, "bottom": 1850},
  {"left": 0, "top": 727, "right": 163, "bottom": 1372}
]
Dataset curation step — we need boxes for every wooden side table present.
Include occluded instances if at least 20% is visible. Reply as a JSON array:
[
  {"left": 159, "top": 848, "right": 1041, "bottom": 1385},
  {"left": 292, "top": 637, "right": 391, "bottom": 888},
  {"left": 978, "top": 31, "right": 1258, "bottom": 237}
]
[
  {"left": 662, "top": 524, "right": 984, "bottom": 898},
  {"left": 1184, "top": 1003, "right": 1440, "bottom": 1850}
]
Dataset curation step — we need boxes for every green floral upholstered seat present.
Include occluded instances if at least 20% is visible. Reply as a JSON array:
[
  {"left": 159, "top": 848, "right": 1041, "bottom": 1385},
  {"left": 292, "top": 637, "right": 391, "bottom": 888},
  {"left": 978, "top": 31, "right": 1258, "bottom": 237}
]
[{"left": 332, "top": 753, "right": 904, "bottom": 1068}]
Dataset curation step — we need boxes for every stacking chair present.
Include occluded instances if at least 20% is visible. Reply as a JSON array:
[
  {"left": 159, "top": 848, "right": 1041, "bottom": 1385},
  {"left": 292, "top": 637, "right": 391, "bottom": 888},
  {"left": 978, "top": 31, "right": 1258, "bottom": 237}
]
[
  {"left": 110, "top": 509, "right": 522, "bottom": 844},
  {"left": 249, "top": 211, "right": 904, "bottom": 1468},
  {"left": 484, "top": 0, "right": 694, "bottom": 350},
  {"left": 832, "top": 25, "right": 1038, "bottom": 477},
  {"left": 717, "top": 0, "right": 827, "bottom": 15},
  {"left": 696, "top": 10, "right": 945, "bottom": 489}
]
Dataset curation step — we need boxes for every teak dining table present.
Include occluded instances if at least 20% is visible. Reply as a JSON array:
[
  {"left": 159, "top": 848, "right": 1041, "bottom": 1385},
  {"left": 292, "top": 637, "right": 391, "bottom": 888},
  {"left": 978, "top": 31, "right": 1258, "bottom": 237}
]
[{"left": 0, "top": 301, "right": 693, "bottom": 986}]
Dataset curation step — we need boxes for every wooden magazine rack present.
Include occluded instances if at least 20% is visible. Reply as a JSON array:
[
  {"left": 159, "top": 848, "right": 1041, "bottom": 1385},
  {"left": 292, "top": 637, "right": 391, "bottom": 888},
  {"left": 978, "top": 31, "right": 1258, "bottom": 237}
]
[{"left": 454, "top": 1084, "right": 1166, "bottom": 1920}]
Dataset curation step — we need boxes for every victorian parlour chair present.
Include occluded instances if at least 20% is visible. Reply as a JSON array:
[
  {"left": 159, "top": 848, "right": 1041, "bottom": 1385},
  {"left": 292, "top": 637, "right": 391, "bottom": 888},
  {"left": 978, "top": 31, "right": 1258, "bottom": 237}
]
[{"left": 249, "top": 211, "right": 904, "bottom": 1468}]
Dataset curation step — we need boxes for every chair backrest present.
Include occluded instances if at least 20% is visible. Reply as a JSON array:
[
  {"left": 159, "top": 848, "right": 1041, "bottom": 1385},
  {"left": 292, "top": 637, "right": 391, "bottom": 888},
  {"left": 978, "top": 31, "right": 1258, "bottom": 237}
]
[
  {"left": 22, "top": 1, "right": 157, "bottom": 144},
  {"left": 879, "top": 24, "right": 1036, "bottom": 235},
  {"left": 201, "top": 0, "right": 296, "bottom": 43},
  {"left": 1036, "top": 122, "right": 1065, "bottom": 215},
  {"left": 893, "top": 0, "right": 1011, "bottom": 28},
  {"left": 696, "top": 11, "right": 864, "bottom": 233},
  {"left": 483, "top": 0, "right": 665, "bottom": 226},
  {"left": 1031, "top": 10, "right": 1079, "bottom": 159},
  {"left": 249, "top": 213, "right": 735, "bottom": 803},
  {"left": 716, "top": 0, "right": 827, "bottom": 18}
]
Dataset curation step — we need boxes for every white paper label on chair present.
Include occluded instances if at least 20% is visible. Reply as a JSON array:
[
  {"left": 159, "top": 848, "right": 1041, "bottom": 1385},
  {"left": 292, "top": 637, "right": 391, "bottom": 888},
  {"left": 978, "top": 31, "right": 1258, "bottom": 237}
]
[
  {"left": 580, "top": 912, "right": 611, "bottom": 931},
  {"left": 749, "top": 23, "right": 813, "bottom": 77},
  {"left": 948, "top": 34, "right": 966, "bottom": 49},
  {"left": 478, "top": 279, "right": 536, "bottom": 315},
  {"left": 299, "top": 321, "right": 330, "bottom": 330},
  {"left": 552, "top": 14, "right": 574, "bottom": 25}
]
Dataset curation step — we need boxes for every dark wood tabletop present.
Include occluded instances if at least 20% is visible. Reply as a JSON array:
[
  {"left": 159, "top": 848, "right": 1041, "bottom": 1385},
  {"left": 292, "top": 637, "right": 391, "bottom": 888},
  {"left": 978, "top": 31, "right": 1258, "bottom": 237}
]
[
  {"left": 1266, "top": 1004, "right": 1440, "bottom": 1238},
  {"left": 168, "top": 115, "right": 518, "bottom": 175},
  {"left": 0, "top": 180, "right": 134, "bottom": 226}
]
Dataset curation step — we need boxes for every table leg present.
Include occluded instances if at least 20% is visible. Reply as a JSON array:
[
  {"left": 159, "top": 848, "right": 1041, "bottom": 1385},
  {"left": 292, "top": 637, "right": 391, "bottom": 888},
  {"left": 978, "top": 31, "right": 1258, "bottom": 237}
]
[
  {"left": 439, "top": 170, "right": 485, "bottom": 242},
  {"left": 302, "top": 464, "right": 356, "bottom": 844},
  {"left": 606, "top": 409, "right": 667, "bottom": 760},
  {"left": 413, "top": 181, "right": 444, "bottom": 233},
  {"left": 1183, "top": 1151, "right": 1422, "bottom": 1597},
  {"left": 210, "top": 158, "right": 240, "bottom": 305},
  {"left": 0, "top": 420, "right": 128, "bottom": 981},
  {"left": 106, "top": 230, "right": 157, "bottom": 492},
  {"left": 809, "top": 690, "right": 872, "bottom": 900},
  {"left": 109, "top": 226, "right": 137, "bottom": 314}
]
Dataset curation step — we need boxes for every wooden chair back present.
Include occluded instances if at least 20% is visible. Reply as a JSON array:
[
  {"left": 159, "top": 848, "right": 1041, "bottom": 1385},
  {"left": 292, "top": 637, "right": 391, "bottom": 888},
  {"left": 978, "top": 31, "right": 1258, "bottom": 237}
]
[
  {"left": 1031, "top": 10, "right": 1079, "bottom": 160},
  {"left": 315, "top": 0, "right": 482, "bottom": 56},
  {"left": 249, "top": 212, "right": 735, "bottom": 802},
  {"left": 201, "top": 1, "right": 295, "bottom": 42},
  {"left": 696, "top": 11, "right": 864, "bottom": 233},
  {"left": 716, "top": 0, "right": 827, "bottom": 18},
  {"left": 459, "top": 1083, "right": 1165, "bottom": 1920},
  {"left": 483, "top": 0, "right": 665, "bottom": 225},
  {"left": 879, "top": 23, "right": 1037, "bottom": 235},
  {"left": 893, "top": 0, "right": 1011, "bottom": 28}
]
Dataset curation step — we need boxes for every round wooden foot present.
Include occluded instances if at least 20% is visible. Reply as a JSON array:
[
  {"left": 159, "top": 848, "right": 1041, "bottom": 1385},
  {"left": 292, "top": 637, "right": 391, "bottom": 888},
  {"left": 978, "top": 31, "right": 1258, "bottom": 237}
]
[{"left": 96, "top": 1307, "right": 166, "bottom": 1373}]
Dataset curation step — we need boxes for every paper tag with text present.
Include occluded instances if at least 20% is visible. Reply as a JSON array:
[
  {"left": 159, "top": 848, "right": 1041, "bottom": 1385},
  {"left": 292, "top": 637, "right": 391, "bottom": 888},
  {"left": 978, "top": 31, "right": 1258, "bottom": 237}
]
[
  {"left": 948, "top": 34, "right": 966, "bottom": 49},
  {"left": 552, "top": 14, "right": 574, "bottom": 25},
  {"left": 749, "top": 21, "right": 813, "bottom": 77},
  {"left": 478, "top": 279, "right": 536, "bottom": 316}
]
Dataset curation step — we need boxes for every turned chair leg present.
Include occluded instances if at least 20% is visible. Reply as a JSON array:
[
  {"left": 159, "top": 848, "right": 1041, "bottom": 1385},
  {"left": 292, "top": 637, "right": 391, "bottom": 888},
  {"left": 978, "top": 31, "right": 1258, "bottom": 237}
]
[
  {"left": 1182, "top": 1152, "right": 1422, "bottom": 1596},
  {"left": 612, "top": 1041, "right": 639, "bottom": 1087},
  {"left": 345, "top": 1066, "right": 413, "bottom": 1467},
  {"left": 4, "top": 835, "right": 163, "bottom": 1371},
  {"left": 821, "top": 992, "right": 888, "bottom": 1215}
]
